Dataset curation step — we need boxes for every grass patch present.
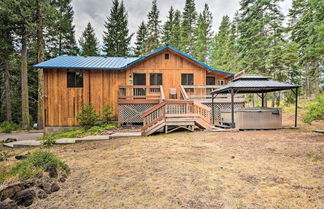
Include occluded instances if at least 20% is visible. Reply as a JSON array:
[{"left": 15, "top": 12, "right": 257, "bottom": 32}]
[
  {"left": 38, "top": 124, "right": 117, "bottom": 142},
  {"left": 0, "top": 121, "right": 19, "bottom": 133},
  {"left": 307, "top": 152, "right": 324, "bottom": 163},
  {"left": 0, "top": 150, "right": 70, "bottom": 182}
]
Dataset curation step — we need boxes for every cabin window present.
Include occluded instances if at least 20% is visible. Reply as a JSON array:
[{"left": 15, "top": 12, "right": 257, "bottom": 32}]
[
  {"left": 164, "top": 53, "right": 169, "bottom": 60},
  {"left": 133, "top": 73, "right": 146, "bottom": 85},
  {"left": 150, "top": 73, "right": 162, "bottom": 85},
  {"left": 67, "top": 72, "right": 83, "bottom": 88},
  {"left": 181, "top": 73, "right": 194, "bottom": 93},
  {"left": 217, "top": 80, "right": 225, "bottom": 85},
  {"left": 181, "top": 74, "right": 194, "bottom": 85},
  {"left": 206, "top": 76, "right": 215, "bottom": 85}
]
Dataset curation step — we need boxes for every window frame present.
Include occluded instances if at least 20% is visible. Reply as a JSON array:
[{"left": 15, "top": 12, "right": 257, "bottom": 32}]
[
  {"left": 150, "top": 73, "right": 163, "bottom": 86},
  {"left": 67, "top": 72, "right": 83, "bottom": 88},
  {"left": 181, "top": 73, "right": 194, "bottom": 85}
]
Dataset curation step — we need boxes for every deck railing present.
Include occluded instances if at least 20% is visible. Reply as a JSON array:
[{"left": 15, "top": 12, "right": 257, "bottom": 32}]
[
  {"left": 141, "top": 100, "right": 211, "bottom": 130},
  {"left": 118, "top": 85, "right": 164, "bottom": 102},
  {"left": 181, "top": 85, "right": 245, "bottom": 103}
]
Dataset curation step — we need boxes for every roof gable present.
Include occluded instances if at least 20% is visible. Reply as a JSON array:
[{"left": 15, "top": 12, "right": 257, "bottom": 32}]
[{"left": 33, "top": 45, "right": 234, "bottom": 75}]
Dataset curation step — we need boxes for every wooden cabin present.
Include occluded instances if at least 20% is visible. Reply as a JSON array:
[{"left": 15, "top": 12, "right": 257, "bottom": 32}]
[{"left": 34, "top": 46, "right": 245, "bottom": 135}]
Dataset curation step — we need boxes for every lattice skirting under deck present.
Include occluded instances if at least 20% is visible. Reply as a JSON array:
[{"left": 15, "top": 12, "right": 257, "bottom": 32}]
[{"left": 119, "top": 104, "right": 156, "bottom": 126}]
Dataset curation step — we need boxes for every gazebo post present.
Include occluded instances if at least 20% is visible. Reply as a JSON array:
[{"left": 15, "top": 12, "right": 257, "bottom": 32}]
[
  {"left": 211, "top": 93, "right": 215, "bottom": 124},
  {"left": 294, "top": 87, "right": 298, "bottom": 127},
  {"left": 231, "top": 89, "right": 235, "bottom": 128},
  {"left": 261, "top": 92, "right": 265, "bottom": 107}
]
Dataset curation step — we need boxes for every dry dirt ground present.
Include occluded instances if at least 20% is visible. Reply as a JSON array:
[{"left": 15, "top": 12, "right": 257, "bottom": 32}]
[{"left": 1, "top": 116, "right": 323, "bottom": 209}]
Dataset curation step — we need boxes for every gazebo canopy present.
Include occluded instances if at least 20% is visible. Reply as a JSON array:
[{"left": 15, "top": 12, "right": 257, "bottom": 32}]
[{"left": 211, "top": 75, "right": 300, "bottom": 94}]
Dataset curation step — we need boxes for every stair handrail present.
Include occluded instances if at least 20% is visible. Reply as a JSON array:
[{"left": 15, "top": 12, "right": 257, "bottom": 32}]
[{"left": 180, "top": 85, "right": 189, "bottom": 100}]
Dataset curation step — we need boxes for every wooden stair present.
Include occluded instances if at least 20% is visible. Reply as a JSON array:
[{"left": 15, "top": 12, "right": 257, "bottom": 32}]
[{"left": 141, "top": 100, "right": 212, "bottom": 136}]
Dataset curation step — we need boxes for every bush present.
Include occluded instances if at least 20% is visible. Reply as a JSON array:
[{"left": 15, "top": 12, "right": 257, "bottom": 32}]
[
  {"left": 0, "top": 121, "right": 19, "bottom": 133},
  {"left": 76, "top": 103, "right": 99, "bottom": 129},
  {"left": 101, "top": 105, "right": 113, "bottom": 123},
  {"left": 1, "top": 150, "right": 70, "bottom": 181},
  {"left": 302, "top": 93, "right": 324, "bottom": 124}
]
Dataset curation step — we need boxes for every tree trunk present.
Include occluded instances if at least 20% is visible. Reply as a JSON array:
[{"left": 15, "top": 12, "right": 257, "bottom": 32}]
[
  {"left": 271, "top": 93, "right": 275, "bottom": 107},
  {"left": 305, "top": 64, "right": 311, "bottom": 99},
  {"left": 314, "top": 66, "right": 320, "bottom": 96},
  {"left": 21, "top": 33, "right": 30, "bottom": 129},
  {"left": 4, "top": 60, "right": 12, "bottom": 121},
  {"left": 37, "top": 0, "right": 45, "bottom": 129}
]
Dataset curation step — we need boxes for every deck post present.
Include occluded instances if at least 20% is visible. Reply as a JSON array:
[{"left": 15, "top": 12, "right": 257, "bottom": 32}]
[
  {"left": 231, "top": 89, "right": 235, "bottom": 128},
  {"left": 294, "top": 87, "right": 298, "bottom": 127},
  {"left": 211, "top": 93, "right": 215, "bottom": 124}
]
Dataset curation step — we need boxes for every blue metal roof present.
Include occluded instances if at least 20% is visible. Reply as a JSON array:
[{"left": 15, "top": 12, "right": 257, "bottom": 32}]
[
  {"left": 33, "top": 56, "right": 138, "bottom": 70},
  {"left": 33, "top": 45, "right": 235, "bottom": 75}
]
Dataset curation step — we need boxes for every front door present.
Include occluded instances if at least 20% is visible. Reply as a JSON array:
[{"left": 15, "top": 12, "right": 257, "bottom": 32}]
[{"left": 133, "top": 73, "right": 146, "bottom": 97}]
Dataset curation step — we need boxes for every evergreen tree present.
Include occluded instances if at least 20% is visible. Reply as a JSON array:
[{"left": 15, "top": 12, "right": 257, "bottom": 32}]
[
  {"left": 237, "top": 0, "right": 284, "bottom": 74},
  {"left": 180, "top": 0, "right": 197, "bottom": 54},
  {"left": 169, "top": 10, "right": 182, "bottom": 49},
  {"left": 79, "top": 22, "right": 99, "bottom": 56},
  {"left": 162, "top": 6, "right": 175, "bottom": 45},
  {"left": 211, "top": 16, "right": 234, "bottom": 70},
  {"left": 194, "top": 4, "right": 213, "bottom": 62},
  {"left": 134, "top": 21, "right": 148, "bottom": 56},
  {"left": 288, "top": 0, "right": 323, "bottom": 96},
  {"left": 145, "top": 0, "right": 161, "bottom": 52},
  {"left": 47, "top": 0, "right": 78, "bottom": 57},
  {"left": 103, "top": 0, "right": 132, "bottom": 56}
]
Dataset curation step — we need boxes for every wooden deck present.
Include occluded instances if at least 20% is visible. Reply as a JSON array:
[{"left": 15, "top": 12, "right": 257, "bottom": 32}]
[{"left": 141, "top": 100, "right": 212, "bottom": 136}]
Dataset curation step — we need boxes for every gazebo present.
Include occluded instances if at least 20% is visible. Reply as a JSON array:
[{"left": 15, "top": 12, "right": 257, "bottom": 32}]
[{"left": 211, "top": 75, "right": 300, "bottom": 129}]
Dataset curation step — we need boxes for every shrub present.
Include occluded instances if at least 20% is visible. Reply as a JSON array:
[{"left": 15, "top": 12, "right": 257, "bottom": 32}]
[
  {"left": 1, "top": 150, "right": 70, "bottom": 181},
  {"left": 101, "top": 105, "right": 113, "bottom": 123},
  {"left": 302, "top": 93, "right": 324, "bottom": 124},
  {"left": 0, "top": 121, "right": 19, "bottom": 133},
  {"left": 76, "top": 103, "right": 99, "bottom": 129}
]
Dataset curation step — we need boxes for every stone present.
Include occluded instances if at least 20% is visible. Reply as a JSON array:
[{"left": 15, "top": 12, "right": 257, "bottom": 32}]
[
  {"left": 15, "top": 155, "right": 27, "bottom": 160},
  {"left": 38, "top": 182, "right": 52, "bottom": 194},
  {"left": 0, "top": 198, "right": 18, "bottom": 209},
  {"left": 50, "top": 183, "right": 60, "bottom": 193},
  {"left": 59, "top": 177, "right": 66, "bottom": 183},
  {"left": 47, "top": 165, "right": 58, "bottom": 178},
  {"left": 4, "top": 138, "right": 17, "bottom": 143},
  {"left": 0, "top": 183, "right": 27, "bottom": 201},
  {"left": 37, "top": 190, "right": 48, "bottom": 199},
  {"left": 12, "top": 189, "right": 36, "bottom": 207}
]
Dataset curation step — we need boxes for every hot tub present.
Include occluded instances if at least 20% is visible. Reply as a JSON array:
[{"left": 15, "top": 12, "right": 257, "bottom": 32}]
[{"left": 221, "top": 108, "right": 282, "bottom": 130}]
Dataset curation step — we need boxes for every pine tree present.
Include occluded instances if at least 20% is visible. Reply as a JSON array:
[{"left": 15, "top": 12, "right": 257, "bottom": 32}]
[
  {"left": 47, "top": 0, "right": 78, "bottom": 57},
  {"left": 79, "top": 22, "right": 99, "bottom": 56},
  {"left": 194, "top": 4, "right": 213, "bottom": 62},
  {"left": 169, "top": 10, "right": 181, "bottom": 49},
  {"left": 288, "top": 0, "right": 323, "bottom": 97},
  {"left": 134, "top": 21, "right": 148, "bottom": 56},
  {"left": 103, "top": 0, "right": 132, "bottom": 56},
  {"left": 162, "top": 6, "right": 175, "bottom": 45},
  {"left": 237, "top": 0, "right": 284, "bottom": 74},
  {"left": 211, "top": 16, "right": 233, "bottom": 70},
  {"left": 145, "top": 0, "right": 161, "bottom": 52},
  {"left": 180, "top": 0, "right": 197, "bottom": 54}
]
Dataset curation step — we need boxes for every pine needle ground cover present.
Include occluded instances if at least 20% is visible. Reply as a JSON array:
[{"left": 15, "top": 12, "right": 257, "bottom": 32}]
[{"left": 0, "top": 115, "right": 323, "bottom": 208}]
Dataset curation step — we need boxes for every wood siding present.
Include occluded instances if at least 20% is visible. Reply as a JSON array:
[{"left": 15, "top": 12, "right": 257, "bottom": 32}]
[{"left": 44, "top": 48, "right": 231, "bottom": 126}]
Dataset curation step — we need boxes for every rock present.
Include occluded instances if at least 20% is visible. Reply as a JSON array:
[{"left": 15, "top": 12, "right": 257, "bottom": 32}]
[
  {"left": 0, "top": 198, "right": 18, "bottom": 209},
  {"left": 12, "top": 189, "right": 36, "bottom": 207},
  {"left": 15, "top": 155, "right": 27, "bottom": 160},
  {"left": 50, "top": 183, "right": 60, "bottom": 193},
  {"left": 0, "top": 183, "right": 28, "bottom": 201},
  {"left": 4, "top": 138, "right": 17, "bottom": 143},
  {"left": 47, "top": 165, "right": 58, "bottom": 178},
  {"left": 59, "top": 177, "right": 66, "bottom": 183},
  {"left": 38, "top": 182, "right": 52, "bottom": 194},
  {"left": 37, "top": 190, "right": 48, "bottom": 199}
]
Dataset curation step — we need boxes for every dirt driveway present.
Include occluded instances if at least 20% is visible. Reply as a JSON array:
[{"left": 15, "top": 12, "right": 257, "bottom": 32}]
[
  {"left": 0, "top": 130, "right": 43, "bottom": 142},
  {"left": 1, "top": 122, "right": 323, "bottom": 209}
]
